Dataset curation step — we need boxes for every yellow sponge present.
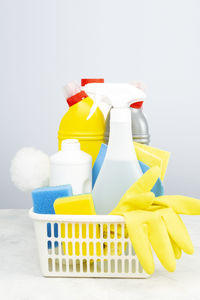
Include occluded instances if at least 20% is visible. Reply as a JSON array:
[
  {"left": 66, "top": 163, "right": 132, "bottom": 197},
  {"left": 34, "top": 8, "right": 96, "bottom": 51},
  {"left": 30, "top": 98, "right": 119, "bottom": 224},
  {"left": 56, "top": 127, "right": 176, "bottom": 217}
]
[
  {"left": 54, "top": 194, "right": 96, "bottom": 215},
  {"left": 54, "top": 194, "right": 101, "bottom": 256}
]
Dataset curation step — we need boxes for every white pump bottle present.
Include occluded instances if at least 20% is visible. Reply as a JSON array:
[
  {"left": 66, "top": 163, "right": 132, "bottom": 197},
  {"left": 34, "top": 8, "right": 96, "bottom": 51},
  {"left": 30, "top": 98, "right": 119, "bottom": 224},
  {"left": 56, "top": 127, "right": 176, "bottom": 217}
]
[{"left": 83, "top": 83, "right": 146, "bottom": 214}]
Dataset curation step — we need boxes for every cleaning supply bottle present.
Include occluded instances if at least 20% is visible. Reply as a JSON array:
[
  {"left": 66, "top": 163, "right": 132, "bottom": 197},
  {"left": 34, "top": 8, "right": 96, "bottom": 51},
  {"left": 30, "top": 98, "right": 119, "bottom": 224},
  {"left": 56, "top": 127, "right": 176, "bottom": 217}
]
[
  {"left": 104, "top": 83, "right": 150, "bottom": 145},
  {"left": 50, "top": 139, "right": 92, "bottom": 195},
  {"left": 129, "top": 101, "right": 150, "bottom": 144},
  {"left": 83, "top": 83, "right": 146, "bottom": 214},
  {"left": 58, "top": 82, "right": 105, "bottom": 165}
]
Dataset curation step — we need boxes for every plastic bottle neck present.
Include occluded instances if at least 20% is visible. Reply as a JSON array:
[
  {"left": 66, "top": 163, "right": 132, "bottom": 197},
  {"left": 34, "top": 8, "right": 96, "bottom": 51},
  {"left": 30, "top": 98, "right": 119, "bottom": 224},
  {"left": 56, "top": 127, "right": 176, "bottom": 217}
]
[
  {"left": 106, "top": 108, "right": 138, "bottom": 161},
  {"left": 62, "top": 139, "right": 80, "bottom": 151},
  {"left": 67, "top": 91, "right": 88, "bottom": 107}
]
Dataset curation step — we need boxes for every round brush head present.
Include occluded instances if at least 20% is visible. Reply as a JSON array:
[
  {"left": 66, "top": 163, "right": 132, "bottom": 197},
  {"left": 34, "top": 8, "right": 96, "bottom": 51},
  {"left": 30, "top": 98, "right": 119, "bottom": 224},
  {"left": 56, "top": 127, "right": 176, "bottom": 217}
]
[{"left": 10, "top": 147, "right": 50, "bottom": 192}]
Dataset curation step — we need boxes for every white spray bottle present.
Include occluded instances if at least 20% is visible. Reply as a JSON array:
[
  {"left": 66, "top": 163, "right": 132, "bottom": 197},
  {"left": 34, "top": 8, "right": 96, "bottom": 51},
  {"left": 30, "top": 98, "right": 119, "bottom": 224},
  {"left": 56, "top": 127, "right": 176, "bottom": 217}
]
[{"left": 83, "top": 83, "right": 146, "bottom": 214}]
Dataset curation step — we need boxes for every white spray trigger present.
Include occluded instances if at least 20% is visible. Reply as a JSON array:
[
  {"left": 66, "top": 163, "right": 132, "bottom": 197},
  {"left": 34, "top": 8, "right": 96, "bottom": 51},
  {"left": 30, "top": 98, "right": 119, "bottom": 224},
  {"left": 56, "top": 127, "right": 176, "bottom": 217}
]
[
  {"left": 86, "top": 93, "right": 102, "bottom": 120},
  {"left": 83, "top": 83, "right": 146, "bottom": 120}
]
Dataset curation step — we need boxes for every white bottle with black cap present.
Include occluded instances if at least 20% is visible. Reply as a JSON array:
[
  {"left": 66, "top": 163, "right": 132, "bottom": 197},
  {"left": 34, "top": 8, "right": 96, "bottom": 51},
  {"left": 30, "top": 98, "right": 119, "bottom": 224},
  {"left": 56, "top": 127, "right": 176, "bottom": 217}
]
[{"left": 50, "top": 139, "right": 92, "bottom": 195}]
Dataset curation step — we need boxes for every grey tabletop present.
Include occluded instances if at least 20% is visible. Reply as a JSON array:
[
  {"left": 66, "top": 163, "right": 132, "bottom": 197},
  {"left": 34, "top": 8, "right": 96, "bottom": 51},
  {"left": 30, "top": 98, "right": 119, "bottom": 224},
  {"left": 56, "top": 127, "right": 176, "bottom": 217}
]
[{"left": 0, "top": 209, "right": 200, "bottom": 300}]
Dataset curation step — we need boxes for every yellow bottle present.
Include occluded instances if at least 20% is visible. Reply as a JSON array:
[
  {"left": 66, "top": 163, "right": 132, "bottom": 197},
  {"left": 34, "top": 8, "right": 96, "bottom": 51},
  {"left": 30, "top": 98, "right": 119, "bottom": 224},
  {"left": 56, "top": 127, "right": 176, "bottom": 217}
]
[{"left": 58, "top": 81, "right": 105, "bottom": 165}]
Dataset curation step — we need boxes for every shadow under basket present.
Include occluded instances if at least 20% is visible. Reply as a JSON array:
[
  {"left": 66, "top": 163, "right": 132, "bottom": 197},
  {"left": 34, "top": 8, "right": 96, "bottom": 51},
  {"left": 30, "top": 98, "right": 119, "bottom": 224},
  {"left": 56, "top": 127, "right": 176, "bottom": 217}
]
[{"left": 29, "top": 209, "right": 149, "bottom": 278}]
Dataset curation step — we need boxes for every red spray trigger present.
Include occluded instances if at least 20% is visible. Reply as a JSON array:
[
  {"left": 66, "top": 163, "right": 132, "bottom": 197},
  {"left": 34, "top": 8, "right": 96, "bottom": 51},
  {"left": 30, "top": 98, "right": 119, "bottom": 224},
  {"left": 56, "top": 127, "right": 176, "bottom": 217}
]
[{"left": 130, "top": 101, "right": 144, "bottom": 109}]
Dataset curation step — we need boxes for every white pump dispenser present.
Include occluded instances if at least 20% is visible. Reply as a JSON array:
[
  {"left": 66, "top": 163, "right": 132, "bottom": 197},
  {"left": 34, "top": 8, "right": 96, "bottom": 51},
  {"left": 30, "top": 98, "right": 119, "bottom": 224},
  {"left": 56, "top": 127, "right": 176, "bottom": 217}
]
[{"left": 83, "top": 83, "right": 146, "bottom": 214}]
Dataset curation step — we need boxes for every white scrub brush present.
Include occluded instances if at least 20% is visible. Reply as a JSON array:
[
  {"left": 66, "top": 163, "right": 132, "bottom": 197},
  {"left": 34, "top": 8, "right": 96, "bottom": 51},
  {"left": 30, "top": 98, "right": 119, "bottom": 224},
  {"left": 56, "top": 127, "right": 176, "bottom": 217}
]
[{"left": 10, "top": 147, "right": 50, "bottom": 191}]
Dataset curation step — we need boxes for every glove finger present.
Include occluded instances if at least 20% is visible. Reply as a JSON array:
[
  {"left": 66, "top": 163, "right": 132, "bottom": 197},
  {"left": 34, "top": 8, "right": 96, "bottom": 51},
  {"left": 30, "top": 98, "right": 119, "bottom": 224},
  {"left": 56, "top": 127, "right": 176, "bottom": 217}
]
[
  {"left": 160, "top": 208, "right": 194, "bottom": 254},
  {"left": 110, "top": 192, "right": 155, "bottom": 215},
  {"left": 123, "top": 166, "right": 161, "bottom": 196},
  {"left": 148, "top": 215, "right": 176, "bottom": 272},
  {"left": 123, "top": 211, "right": 155, "bottom": 275},
  {"left": 154, "top": 195, "right": 200, "bottom": 215},
  {"left": 169, "top": 236, "right": 182, "bottom": 259}
]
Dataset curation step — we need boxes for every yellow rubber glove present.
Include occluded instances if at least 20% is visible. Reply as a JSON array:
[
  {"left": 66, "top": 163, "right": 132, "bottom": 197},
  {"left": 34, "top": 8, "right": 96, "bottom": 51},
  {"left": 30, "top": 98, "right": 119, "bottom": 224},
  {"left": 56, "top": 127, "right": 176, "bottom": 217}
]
[
  {"left": 114, "top": 207, "right": 193, "bottom": 275},
  {"left": 110, "top": 166, "right": 197, "bottom": 274},
  {"left": 149, "top": 195, "right": 200, "bottom": 260},
  {"left": 123, "top": 209, "right": 176, "bottom": 274},
  {"left": 153, "top": 195, "right": 200, "bottom": 215}
]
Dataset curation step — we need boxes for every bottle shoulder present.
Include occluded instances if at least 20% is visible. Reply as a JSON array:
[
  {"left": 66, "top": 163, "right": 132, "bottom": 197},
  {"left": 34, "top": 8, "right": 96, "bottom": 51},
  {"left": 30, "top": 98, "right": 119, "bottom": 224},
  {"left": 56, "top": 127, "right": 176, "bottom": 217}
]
[
  {"left": 58, "top": 97, "right": 105, "bottom": 136},
  {"left": 50, "top": 150, "right": 92, "bottom": 165}
]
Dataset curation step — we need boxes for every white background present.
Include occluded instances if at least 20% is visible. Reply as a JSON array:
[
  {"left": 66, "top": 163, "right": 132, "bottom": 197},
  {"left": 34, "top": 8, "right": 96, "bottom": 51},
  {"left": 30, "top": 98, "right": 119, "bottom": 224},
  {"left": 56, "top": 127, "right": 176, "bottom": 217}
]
[{"left": 0, "top": 0, "right": 200, "bottom": 208}]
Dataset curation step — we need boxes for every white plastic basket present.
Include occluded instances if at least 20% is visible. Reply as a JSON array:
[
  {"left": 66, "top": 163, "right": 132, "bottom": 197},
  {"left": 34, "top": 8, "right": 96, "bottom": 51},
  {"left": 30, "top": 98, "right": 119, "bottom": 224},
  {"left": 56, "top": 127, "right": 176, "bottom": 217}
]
[{"left": 29, "top": 208, "right": 148, "bottom": 278}]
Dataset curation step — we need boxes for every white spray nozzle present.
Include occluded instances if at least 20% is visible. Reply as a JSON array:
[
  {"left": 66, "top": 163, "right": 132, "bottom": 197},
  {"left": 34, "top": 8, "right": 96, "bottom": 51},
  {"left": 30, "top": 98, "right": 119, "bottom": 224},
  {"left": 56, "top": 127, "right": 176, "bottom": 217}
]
[{"left": 82, "top": 83, "right": 146, "bottom": 119}]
